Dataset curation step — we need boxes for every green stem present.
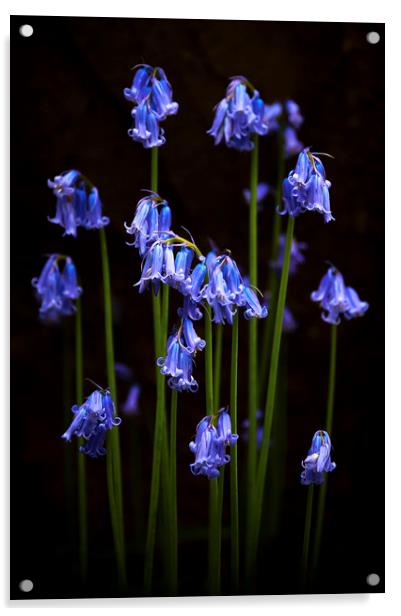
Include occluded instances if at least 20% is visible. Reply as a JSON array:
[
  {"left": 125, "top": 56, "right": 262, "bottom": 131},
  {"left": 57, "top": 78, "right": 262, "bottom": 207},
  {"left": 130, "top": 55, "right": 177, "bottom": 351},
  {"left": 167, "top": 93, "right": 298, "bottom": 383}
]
[
  {"left": 99, "top": 226, "right": 126, "bottom": 588},
  {"left": 144, "top": 146, "right": 166, "bottom": 593},
  {"left": 169, "top": 389, "right": 178, "bottom": 595},
  {"left": 246, "top": 215, "right": 295, "bottom": 581},
  {"left": 213, "top": 324, "right": 223, "bottom": 411},
  {"left": 75, "top": 298, "right": 88, "bottom": 583},
  {"left": 230, "top": 313, "right": 239, "bottom": 591},
  {"left": 247, "top": 134, "right": 259, "bottom": 540},
  {"left": 311, "top": 324, "right": 338, "bottom": 576},
  {"left": 301, "top": 484, "right": 314, "bottom": 588},
  {"left": 258, "top": 127, "right": 285, "bottom": 396}
]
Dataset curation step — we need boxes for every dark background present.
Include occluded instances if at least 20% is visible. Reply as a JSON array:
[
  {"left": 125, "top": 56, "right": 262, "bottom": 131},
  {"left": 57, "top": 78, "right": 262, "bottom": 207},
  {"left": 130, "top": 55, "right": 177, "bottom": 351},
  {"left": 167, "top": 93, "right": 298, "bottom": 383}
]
[{"left": 10, "top": 16, "right": 384, "bottom": 599}]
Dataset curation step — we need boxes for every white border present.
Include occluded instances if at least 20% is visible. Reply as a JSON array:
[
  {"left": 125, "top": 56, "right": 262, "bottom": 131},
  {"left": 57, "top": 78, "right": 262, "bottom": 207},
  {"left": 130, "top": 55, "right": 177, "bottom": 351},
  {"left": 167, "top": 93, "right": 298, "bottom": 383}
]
[{"left": 2, "top": 1, "right": 399, "bottom": 613}]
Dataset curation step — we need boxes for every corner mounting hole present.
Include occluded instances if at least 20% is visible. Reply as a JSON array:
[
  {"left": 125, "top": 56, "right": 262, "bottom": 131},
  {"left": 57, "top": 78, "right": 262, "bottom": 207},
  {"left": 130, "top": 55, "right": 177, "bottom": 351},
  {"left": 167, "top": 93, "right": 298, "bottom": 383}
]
[
  {"left": 19, "top": 24, "right": 34, "bottom": 38},
  {"left": 366, "top": 573, "right": 380, "bottom": 587},
  {"left": 366, "top": 31, "right": 380, "bottom": 45},
  {"left": 19, "top": 579, "right": 33, "bottom": 592}
]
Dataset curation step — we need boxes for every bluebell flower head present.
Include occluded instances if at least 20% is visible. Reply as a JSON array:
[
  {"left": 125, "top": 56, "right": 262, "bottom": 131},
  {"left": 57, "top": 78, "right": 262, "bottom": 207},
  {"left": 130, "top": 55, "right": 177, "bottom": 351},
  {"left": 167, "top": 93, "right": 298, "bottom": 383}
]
[
  {"left": 283, "top": 126, "right": 304, "bottom": 158},
  {"left": 242, "top": 409, "right": 265, "bottom": 449},
  {"left": 115, "top": 362, "right": 134, "bottom": 381},
  {"left": 240, "top": 286, "right": 268, "bottom": 320},
  {"left": 243, "top": 182, "right": 270, "bottom": 210},
  {"left": 121, "top": 384, "right": 141, "bottom": 415},
  {"left": 124, "top": 64, "right": 178, "bottom": 148},
  {"left": 189, "top": 409, "right": 238, "bottom": 479},
  {"left": 270, "top": 234, "right": 307, "bottom": 276},
  {"left": 48, "top": 170, "right": 109, "bottom": 237},
  {"left": 207, "top": 76, "right": 269, "bottom": 151},
  {"left": 279, "top": 149, "right": 334, "bottom": 222},
  {"left": 285, "top": 100, "right": 304, "bottom": 129},
  {"left": 62, "top": 388, "right": 121, "bottom": 458},
  {"left": 32, "top": 254, "right": 82, "bottom": 322},
  {"left": 301, "top": 429, "right": 336, "bottom": 485},
  {"left": 157, "top": 329, "right": 199, "bottom": 392},
  {"left": 263, "top": 102, "right": 282, "bottom": 132},
  {"left": 311, "top": 266, "right": 369, "bottom": 325}
]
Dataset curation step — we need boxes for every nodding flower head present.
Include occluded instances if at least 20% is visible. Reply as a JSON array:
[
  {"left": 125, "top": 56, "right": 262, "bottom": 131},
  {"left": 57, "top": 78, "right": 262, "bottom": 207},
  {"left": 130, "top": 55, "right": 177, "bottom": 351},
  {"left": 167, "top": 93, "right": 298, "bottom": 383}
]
[
  {"left": 207, "top": 76, "right": 270, "bottom": 151},
  {"left": 121, "top": 384, "right": 141, "bottom": 415},
  {"left": 125, "top": 193, "right": 171, "bottom": 256},
  {"left": 189, "top": 408, "right": 238, "bottom": 479},
  {"left": 157, "top": 327, "right": 200, "bottom": 393},
  {"left": 243, "top": 182, "right": 270, "bottom": 210},
  {"left": 301, "top": 430, "right": 336, "bottom": 485},
  {"left": 270, "top": 234, "right": 307, "bottom": 276},
  {"left": 48, "top": 170, "right": 109, "bottom": 237},
  {"left": 124, "top": 65, "right": 178, "bottom": 148},
  {"left": 311, "top": 266, "right": 369, "bottom": 325},
  {"left": 279, "top": 148, "right": 334, "bottom": 223},
  {"left": 32, "top": 254, "right": 82, "bottom": 322},
  {"left": 62, "top": 388, "right": 121, "bottom": 458}
]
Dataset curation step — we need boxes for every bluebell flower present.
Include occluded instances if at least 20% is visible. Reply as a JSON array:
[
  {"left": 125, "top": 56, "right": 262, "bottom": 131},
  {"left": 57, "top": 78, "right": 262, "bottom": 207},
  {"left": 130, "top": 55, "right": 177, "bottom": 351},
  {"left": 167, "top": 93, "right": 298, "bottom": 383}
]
[
  {"left": 115, "top": 362, "right": 134, "bottom": 381},
  {"left": 207, "top": 76, "right": 269, "bottom": 151},
  {"left": 262, "top": 102, "right": 282, "bottom": 132},
  {"left": 157, "top": 330, "right": 199, "bottom": 392},
  {"left": 283, "top": 304, "right": 298, "bottom": 333},
  {"left": 125, "top": 193, "right": 169, "bottom": 256},
  {"left": 279, "top": 149, "right": 333, "bottom": 222},
  {"left": 283, "top": 126, "right": 304, "bottom": 158},
  {"left": 270, "top": 234, "right": 307, "bottom": 276},
  {"left": 243, "top": 182, "right": 270, "bottom": 210},
  {"left": 124, "top": 64, "right": 178, "bottom": 148},
  {"left": 189, "top": 409, "right": 238, "bottom": 479},
  {"left": 301, "top": 430, "right": 336, "bottom": 485},
  {"left": 285, "top": 100, "right": 304, "bottom": 129},
  {"left": 62, "top": 389, "right": 121, "bottom": 458},
  {"left": 121, "top": 384, "right": 141, "bottom": 415},
  {"left": 240, "top": 286, "right": 268, "bottom": 320},
  {"left": 242, "top": 410, "right": 266, "bottom": 449},
  {"left": 311, "top": 266, "right": 369, "bottom": 324},
  {"left": 48, "top": 170, "right": 109, "bottom": 236},
  {"left": 32, "top": 254, "right": 82, "bottom": 322}
]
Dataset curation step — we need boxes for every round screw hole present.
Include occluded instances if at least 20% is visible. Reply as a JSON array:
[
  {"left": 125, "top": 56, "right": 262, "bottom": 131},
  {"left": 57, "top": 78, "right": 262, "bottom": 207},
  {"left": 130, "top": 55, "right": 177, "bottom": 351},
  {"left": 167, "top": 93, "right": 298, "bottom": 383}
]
[
  {"left": 19, "top": 24, "right": 34, "bottom": 38},
  {"left": 366, "top": 573, "right": 380, "bottom": 587},
  {"left": 366, "top": 31, "right": 380, "bottom": 45},
  {"left": 19, "top": 579, "right": 33, "bottom": 592}
]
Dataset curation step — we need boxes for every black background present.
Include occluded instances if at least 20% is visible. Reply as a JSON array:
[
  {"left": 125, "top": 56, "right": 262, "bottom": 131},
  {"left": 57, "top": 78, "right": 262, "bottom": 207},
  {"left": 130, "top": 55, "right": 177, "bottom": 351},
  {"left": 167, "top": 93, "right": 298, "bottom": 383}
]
[{"left": 10, "top": 16, "right": 384, "bottom": 599}]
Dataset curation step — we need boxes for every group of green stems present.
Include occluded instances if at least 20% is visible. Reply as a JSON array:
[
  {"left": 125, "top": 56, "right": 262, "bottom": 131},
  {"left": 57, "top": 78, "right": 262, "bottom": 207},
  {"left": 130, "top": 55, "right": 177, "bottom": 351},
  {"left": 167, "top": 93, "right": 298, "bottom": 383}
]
[{"left": 71, "top": 129, "right": 334, "bottom": 594}]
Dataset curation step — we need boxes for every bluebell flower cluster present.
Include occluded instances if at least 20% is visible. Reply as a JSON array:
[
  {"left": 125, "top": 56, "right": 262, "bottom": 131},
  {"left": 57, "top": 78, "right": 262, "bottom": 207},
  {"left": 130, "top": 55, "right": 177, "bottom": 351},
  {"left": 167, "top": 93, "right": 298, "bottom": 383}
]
[
  {"left": 279, "top": 148, "right": 334, "bottom": 222},
  {"left": 124, "top": 64, "right": 178, "bottom": 148},
  {"left": 311, "top": 266, "right": 369, "bottom": 325},
  {"left": 62, "top": 389, "right": 121, "bottom": 458},
  {"left": 121, "top": 384, "right": 141, "bottom": 415},
  {"left": 48, "top": 170, "right": 109, "bottom": 237},
  {"left": 189, "top": 409, "right": 238, "bottom": 478},
  {"left": 270, "top": 234, "right": 307, "bottom": 276},
  {"left": 301, "top": 430, "right": 336, "bottom": 485},
  {"left": 32, "top": 254, "right": 82, "bottom": 322},
  {"left": 207, "top": 76, "right": 270, "bottom": 151}
]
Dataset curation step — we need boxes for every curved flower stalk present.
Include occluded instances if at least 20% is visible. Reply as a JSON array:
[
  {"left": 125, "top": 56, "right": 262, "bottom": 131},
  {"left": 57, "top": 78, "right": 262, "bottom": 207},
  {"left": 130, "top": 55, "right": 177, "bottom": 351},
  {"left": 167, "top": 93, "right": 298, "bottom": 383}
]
[
  {"left": 311, "top": 265, "right": 369, "bottom": 325},
  {"left": 62, "top": 389, "right": 121, "bottom": 459},
  {"left": 270, "top": 234, "right": 307, "bottom": 276},
  {"left": 207, "top": 76, "right": 270, "bottom": 151},
  {"left": 32, "top": 254, "right": 82, "bottom": 322},
  {"left": 301, "top": 430, "right": 336, "bottom": 486},
  {"left": 189, "top": 409, "right": 239, "bottom": 479},
  {"left": 280, "top": 148, "right": 334, "bottom": 222},
  {"left": 48, "top": 170, "right": 109, "bottom": 237},
  {"left": 124, "top": 64, "right": 178, "bottom": 148}
]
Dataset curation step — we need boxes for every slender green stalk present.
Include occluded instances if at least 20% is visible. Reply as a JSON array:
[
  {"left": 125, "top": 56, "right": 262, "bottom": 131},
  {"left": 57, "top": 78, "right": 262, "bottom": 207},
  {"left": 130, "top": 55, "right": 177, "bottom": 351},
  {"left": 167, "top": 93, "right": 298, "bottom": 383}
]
[
  {"left": 75, "top": 297, "right": 88, "bottom": 583},
  {"left": 301, "top": 484, "right": 314, "bottom": 588},
  {"left": 99, "top": 226, "right": 126, "bottom": 588},
  {"left": 213, "top": 324, "right": 223, "bottom": 411},
  {"left": 246, "top": 215, "right": 295, "bottom": 581},
  {"left": 230, "top": 313, "right": 239, "bottom": 591},
  {"left": 169, "top": 389, "right": 178, "bottom": 595},
  {"left": 258, "top": 127, "right": 285, "bottom": 396},
  {"left": 144, "top": 146, "right": 166, "bottom": 593},
  {"left": 311, "top": 324, "right": 338, "bottom": 576},
  {"left": 247, "top": 134, "right": 259, "bottom": 542}
]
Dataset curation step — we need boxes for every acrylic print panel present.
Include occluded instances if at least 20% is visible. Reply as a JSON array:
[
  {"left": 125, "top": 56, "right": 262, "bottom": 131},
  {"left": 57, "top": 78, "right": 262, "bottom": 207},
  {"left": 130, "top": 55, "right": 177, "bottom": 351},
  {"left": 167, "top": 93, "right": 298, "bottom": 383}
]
[{"left": 10, "top": 15, "right": 384, "bottom": 599}]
